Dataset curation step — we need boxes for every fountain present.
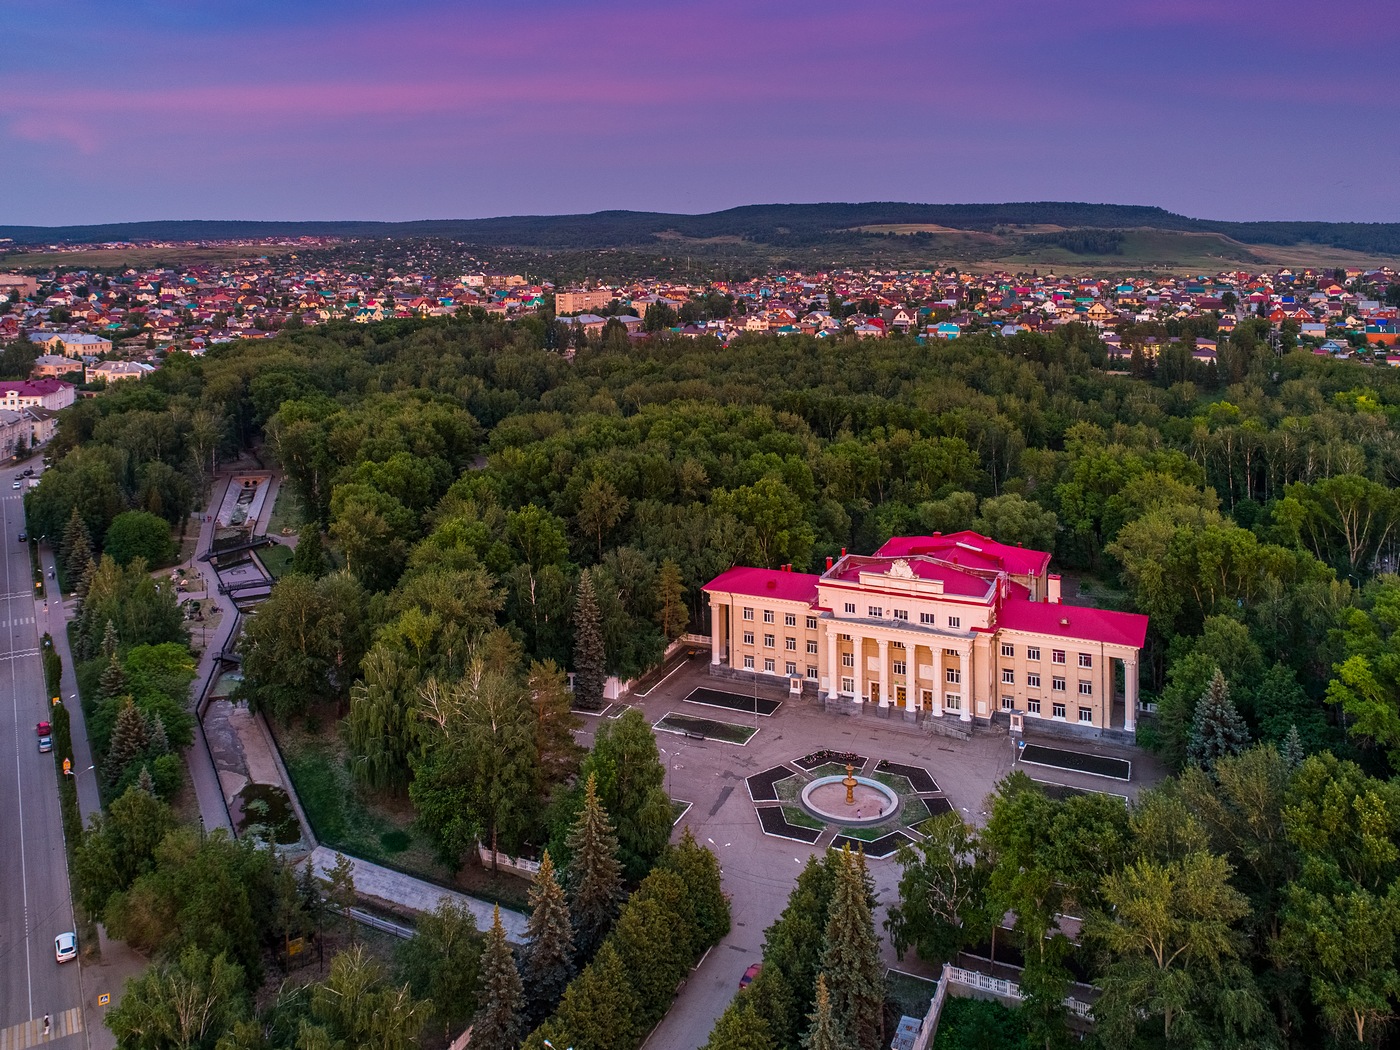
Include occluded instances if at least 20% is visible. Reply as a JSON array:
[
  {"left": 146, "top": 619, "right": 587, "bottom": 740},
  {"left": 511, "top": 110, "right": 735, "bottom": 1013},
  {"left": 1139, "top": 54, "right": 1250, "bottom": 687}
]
[{"left": 800, "top": 762, "right": 900, "bottom": 828}]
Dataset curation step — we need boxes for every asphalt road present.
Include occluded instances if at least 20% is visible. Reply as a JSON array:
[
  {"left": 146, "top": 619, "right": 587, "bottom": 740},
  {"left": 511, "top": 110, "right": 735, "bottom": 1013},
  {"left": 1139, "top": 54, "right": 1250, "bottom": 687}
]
[{"left": 0, "top": 464, "right": 84, "bottom": 1043}]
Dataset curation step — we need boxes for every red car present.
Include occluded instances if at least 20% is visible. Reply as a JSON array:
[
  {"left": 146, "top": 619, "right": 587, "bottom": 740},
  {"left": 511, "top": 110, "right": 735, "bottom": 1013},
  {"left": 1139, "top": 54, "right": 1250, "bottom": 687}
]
[
  {"left": 740, "top": 963, "right": 762, "bottom": 990},
  {"left": 36, "top": 721, "right": 51, "bottom": 737},
  {"left": 37, "top": 721, "right": 52, "bottom": 753}
]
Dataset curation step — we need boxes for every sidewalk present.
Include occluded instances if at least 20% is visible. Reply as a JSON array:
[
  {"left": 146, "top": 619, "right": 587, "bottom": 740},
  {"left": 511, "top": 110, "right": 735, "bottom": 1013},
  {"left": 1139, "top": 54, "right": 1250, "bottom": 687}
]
[{"left": 306, "top": 847, "right": 530, "bottom": 943}]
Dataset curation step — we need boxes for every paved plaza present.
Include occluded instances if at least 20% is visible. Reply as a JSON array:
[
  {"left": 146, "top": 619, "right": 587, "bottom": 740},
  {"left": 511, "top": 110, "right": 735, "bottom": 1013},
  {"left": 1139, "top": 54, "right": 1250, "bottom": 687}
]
[{"left": 618, "top": 651, "right": 1166, "bottom": 1050}]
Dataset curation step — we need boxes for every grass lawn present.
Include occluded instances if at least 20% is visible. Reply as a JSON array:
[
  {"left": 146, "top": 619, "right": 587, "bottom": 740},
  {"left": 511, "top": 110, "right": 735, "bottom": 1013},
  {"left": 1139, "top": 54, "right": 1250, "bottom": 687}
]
[
  {"left": 274, "top": 721, "right": 451, "bottom": 882},
  {"left": 259, "top": 542, "right": 295, "bottom": 579},
  {"left": 267, "top": 485, "right": 306, "bottom": 537},
  {"left": 872, "top": 771, "right": 915, "bottom": 793},
  {"left": 773, "top": 775, "right": 805, "bottom": 805},
  {"left": 654, "top": 713, "right": 756, "bottom": 744},
  {"left": 886, "top": 968, "right": 939, "bottom": 1016},
  {"left": 808, "top": 761, "right": 857, "bottom": 778},
  {"left": 780, "top": 805, "right": 826, "bottom": 831}
]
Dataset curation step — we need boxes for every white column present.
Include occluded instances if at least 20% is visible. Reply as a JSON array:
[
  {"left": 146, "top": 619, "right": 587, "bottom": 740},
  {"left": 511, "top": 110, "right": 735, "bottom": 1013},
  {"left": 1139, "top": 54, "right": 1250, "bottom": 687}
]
[
  {"left": 710, "top": 599, "right": 724, "bottom": 666},
  {"left": 826, "top": 625, "right": 841, "bottom": 700},
  {"left": 877, "top": 637, "right": 891, "bottom": 708},
  {"left": 851, "top": 632, "right": 865, "bottom": 704},
  {"left": 905, "top": 645, "right": 918, "bottom": 714},
  {"left": 931, "top": 644, "right": 944, "bottom": 717},
  {"left": 1124, "top": 655, "right": 1138, "bottom": 733},
  {"left": 957, "top": 642, "right": 973, "bottom": 722}
]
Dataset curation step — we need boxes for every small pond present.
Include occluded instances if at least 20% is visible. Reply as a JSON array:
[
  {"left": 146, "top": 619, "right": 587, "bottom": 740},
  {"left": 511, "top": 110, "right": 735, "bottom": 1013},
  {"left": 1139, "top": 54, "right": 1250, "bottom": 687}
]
[{"left": 232, "top": 782, "right": 302, "bottom": 846}]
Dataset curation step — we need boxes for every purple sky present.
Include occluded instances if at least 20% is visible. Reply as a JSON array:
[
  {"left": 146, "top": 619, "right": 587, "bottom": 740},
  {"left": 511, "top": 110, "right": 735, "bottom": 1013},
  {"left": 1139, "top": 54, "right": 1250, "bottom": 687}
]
[{"left": 4, "top": 0, "right": 1398, "bottom": 226}]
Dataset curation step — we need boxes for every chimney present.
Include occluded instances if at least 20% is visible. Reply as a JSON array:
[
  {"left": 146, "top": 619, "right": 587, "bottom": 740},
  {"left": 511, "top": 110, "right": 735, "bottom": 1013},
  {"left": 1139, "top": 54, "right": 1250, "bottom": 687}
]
[
  {"left": 825, "top": 556, "right": 834, "bottom": 570},
  {"left": 1048, "top": 574, "right": 1061, "bottom": 604}
]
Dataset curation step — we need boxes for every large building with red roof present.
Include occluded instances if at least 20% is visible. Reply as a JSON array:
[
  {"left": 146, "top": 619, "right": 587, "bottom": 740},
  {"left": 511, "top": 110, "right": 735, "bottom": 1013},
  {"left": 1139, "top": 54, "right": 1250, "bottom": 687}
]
[{"left": 702, "top": 532, "right": 1148, "bottom": 740}]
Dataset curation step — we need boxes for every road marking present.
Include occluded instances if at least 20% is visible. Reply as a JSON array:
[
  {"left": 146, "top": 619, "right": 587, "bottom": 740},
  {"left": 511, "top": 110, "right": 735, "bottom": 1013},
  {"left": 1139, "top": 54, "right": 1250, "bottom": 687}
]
[
  {"left": 0, "top": 650, "right": 41, "bottom": 662},
  {"left": 0, "top": 1008, "right": 84, "bottom": 1048}
]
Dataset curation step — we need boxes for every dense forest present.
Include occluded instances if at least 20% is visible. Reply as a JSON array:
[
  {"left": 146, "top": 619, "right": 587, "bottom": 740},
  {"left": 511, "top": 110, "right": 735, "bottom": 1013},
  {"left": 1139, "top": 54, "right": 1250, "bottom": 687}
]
[
  {"left": 6, "top": 200, "right": 1400, "bottom": 254},
  {"left": 30, "top": 308, "right": 1400, "bottom": 1046}
]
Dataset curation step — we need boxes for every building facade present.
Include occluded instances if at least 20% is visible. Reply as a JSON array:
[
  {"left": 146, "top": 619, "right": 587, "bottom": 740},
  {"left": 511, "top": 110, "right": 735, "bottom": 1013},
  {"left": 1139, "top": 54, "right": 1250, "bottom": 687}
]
[
  {"left": 703, "top": 532, "right": 1148, "bottom": 739},
  {"left": 555, "top": 288, "right": 614, "bottom": 315},
  {"left": 0, "top": 379, "right": 76, "bottom": 412}
]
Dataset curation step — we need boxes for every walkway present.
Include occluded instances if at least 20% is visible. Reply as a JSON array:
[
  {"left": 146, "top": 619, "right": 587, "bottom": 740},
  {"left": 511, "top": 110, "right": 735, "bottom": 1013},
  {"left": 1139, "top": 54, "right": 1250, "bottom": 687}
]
[{"left": 305, "top": 847, "right": 529, "bottom": 942}]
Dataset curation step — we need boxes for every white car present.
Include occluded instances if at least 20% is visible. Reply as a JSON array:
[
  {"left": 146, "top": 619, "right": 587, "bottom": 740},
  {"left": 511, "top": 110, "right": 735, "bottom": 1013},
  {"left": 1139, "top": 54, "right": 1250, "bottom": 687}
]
[
  {"left": 10, "top": 481, "right": 19, "bottom": 490},
  {"left": 55, "top": 931, "right": 76, "bottom": 963}
]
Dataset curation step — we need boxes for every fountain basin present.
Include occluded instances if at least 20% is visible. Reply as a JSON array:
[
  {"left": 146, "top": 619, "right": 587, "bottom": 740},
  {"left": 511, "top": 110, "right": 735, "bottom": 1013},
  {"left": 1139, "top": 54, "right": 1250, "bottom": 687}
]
[{"left": 800, "top": 775, "right": 900, "bottom": 827}]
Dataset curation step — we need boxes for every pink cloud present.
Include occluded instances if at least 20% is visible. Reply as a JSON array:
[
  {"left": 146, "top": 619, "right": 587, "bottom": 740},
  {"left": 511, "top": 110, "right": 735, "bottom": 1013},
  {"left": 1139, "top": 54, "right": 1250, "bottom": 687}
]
[{"left": 7, "top": 116, "right": 101, "bottom": 154}]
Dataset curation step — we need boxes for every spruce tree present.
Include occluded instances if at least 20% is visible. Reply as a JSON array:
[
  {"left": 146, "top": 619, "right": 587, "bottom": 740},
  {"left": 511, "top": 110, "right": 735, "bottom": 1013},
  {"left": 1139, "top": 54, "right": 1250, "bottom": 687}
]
[
  {"left": 804, "top": 974, "right": 851, "bottom": 1050},
  {"left": 99, "top": 653, "right": 128, "bottom": 702},
  {"left": 136, "top": 765, "right": 156, "bottom": 796},
  {"left": 819, "top": 849, "right": 884, "bottom": 1050},
  {"left": 522, "top": 849, "right": 575, "bottom": 1023},
  {"left": 1186, "top": 669, "right": 1251, "bottom": 771},
  {"left": 290, "top": 524, "right": 329, "bottom": 578},
  {"left": 106, "top": 699, "right": 151, "bottom": 784},
  {"left": 146, "top": 712, "right": 169, "bottom": 755},
  {"left": 1281, "top": 724, "right": 1305, "bottom": 769},
  {"left": 101, "top": 619, "right": 120, "bottom": 661},
  {"left": 655, "top": 559, "right": 689, "bottom": 641},
  {"left": 61, "top": 507, "right": 93, "bottom": 585},
  {"left": 566, "top": 773, "right": 623, "bottom": 960},
  {"left": 470, "top": 907, "right": 526, "bottom": 1050},
  {"left": 572, "top": 569, "right": 605, "bottom": 712}
]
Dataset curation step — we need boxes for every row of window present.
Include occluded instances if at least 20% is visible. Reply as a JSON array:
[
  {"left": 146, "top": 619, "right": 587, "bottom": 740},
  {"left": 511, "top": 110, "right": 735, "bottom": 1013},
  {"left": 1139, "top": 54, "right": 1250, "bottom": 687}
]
[
  {"left": 840, "top": 602, "right": 963, "bottom": 630},
  {"left": 1000, "top": 642, "right": 1091, "bottom": 667},
  {"left": 1001, "top": 695, "right": 1093, "bottom": 723},
  {"left": 1001, "top": 669, "right": 1093, "bottom": 694},
  {"left": 741, "top": 632, "right": 821, "bottom": 653},
  {"left": 741, "top": 608, "right": 818, "bottom": 631},
  {"left": 743, "top": 655, "right": 820, "bottom": 679}
]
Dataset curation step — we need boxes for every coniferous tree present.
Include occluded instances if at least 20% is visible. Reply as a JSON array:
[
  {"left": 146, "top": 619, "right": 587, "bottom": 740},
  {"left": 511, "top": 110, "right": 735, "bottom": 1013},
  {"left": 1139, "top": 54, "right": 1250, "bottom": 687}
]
[
  {"left": 136, "top": 765, "right": 157, "bottom": 796},
  {"left": 819, "top": 849, "right": 884, "bottom": 1050},
  {"left": 1186, "top": 669, "right": 1251, "bottom": 771},
  {"left": 61, "top": 506, "right": 93, "bottom": 585},
  {"left": 146, "top": 712, "right": 169, "bottom": 755},
  {"left": 804, "top": 974, "right": 852, "bottom": 1050},
  {"left": 290, "top": 524, "right": 329, "bottom": 578},
  {"left": 75, "top": 557, "right": 97, "bottom": 604},
  {"left": 522, "top": 849, "right": 575, "bottom": 1023},
  {"left": 565, "top": 772, "right": 623, "bottom": 960},
  {"left": 704, "top": 1004, "right": 777, "bottom": 1050},
  {"left": 102, "top": 619, "right": 120, "bottom": 661},
  {"left": 660, "top": 827, "right": 731, "bottom": 949},
  {"left": 1281, "top": 724, "right": 1305, "bottom": 769},
  {"left": 572, "top": 569, "right": 605, "bottom": 711},
  {"left": 100, "top": 652, "right": 128, "bottom": 702},
  {"left": 471, "top": 907, "right": 526, "bottom": 1050},
  {"left": 106, "top": 698, "right": 151, "bottom": 784},
  {"left": 655, "top": 558, "right": 689, "bottom": 641}
]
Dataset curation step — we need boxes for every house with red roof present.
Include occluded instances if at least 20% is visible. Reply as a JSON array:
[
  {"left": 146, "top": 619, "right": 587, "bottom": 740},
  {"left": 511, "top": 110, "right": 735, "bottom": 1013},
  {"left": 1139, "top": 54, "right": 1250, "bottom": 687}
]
[{"left": 703, "top": 532, "right": 1147, "bottom": 741}]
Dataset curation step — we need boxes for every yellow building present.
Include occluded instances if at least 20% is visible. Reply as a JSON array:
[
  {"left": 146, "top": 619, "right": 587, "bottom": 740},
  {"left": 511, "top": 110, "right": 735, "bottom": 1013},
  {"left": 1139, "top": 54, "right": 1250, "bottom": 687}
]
[{"left": 703, "top": 532, "right": 1147, "bottom": 740}]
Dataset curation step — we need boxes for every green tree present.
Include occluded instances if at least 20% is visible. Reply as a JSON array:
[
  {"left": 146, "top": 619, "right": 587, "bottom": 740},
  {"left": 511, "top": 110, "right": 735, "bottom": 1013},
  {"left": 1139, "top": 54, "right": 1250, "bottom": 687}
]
[
  {"left": 61, "top": 505, "right": 94, "bottom": 588},
  {"left": 573, "top": 569, "right": 606, "bottom": 712},
  {"left": 289, "top": 524, "right": 329, "bottom": 578},
  {"left": 522, "top": 850, "right": 575, "bottom": 1023},
  {"left": 820, "top": 849, "right": 884, "bottom": 1050},
  {"left": 565, "top": 772, "right": 624, "bottom": 960},
  {"left": 972, "top": 493, "right": 1058, "bottom": 553},
  {"left": 321, "top": 852, "right": 357, "bottom": 940},
  {"left": 659, "top": 827, "right": 731, "bottom": 950},
  {"left": 886, "top": 812, "right": 987, "bottom": 965},
  {"left": 100, "top": 652, "right": 128, "bottom": 702},
  {"left": 577, "top": 475, "right": 629, "bottom": 559},
  {"left": 74, "top": 782, "right": 175, "bottom": 918},
  {"left": 105, "top": 945, "right": 247, "bottom": 1050},
  {"left": 394, "top": 899, "right": 482, "bottom": 1039},
  {"left": 704, "top": 1003, "right": 777, "bottom": 1050},
  {"left": 543, "top": 941, "right": 642, "bottom": 1050},
  {"left": 103, "top": 510, "right": 176, "bottom": 568},
  {"left": 582, "top": 708, "right": 673, "bottom": 880},
  {"left": 106, "top": 697, "right": 151, "bottom": 784},
  {"left": 470, "top": 907, "right": 526, "bottom": 1050},
  {"left": 1187, "top": 669, "right": 1251, "bottom": 771},
  {"left": 302, "top": 944, "right": 432, "bottom": 1050},
  {"left": 803, "top": 974, "right": 851, "bottom": 1050},
  {"left": 655, "top": 558, "right": 689, "bottom": 641}
]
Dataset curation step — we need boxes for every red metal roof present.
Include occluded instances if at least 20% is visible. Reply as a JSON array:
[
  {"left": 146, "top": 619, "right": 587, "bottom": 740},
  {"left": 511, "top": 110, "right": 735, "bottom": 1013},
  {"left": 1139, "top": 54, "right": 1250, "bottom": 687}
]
[
  {"left": 996, "top": 598, "right": 1148, "bottom": 649},
  {"left": 703, "top": 566, "right": 819, "bottom": 605},
  {"left": 875, "top": 532, "right": 1052, "bottom": 578},
  {"left": 827, "top": 556, "right": 991, "bottom": 599}
]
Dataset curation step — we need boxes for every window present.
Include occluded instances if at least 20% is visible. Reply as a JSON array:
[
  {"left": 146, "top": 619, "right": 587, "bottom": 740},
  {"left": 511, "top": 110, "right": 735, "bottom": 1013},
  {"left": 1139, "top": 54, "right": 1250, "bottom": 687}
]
[
  {"left": 1027, "top": 697, "right": 1041, "bottom": 715},
  {"left": 839, "top": 633, "right": 851, "bottom": 641},
  {"left": 1079, "top": 707, "right": 1093, "bottom": 723},
  {"left": 784, "top": 613, "right": 796, "bottom": 627},
  {"left": 948, "top": 616, "right": 961, "bottom": 629},
  {"left": 785, "top": 637, "right": 797, "bottom": 651},
  {"left": 841, "top": 676, "right": 855, "bottom": 694},
  {"left": 920, "top": 612, "right": 936, "bottom": 625},
  {"left": 1001, "top": 643, "right": 1015, "bottom": 658},
  {"left": 806, "top": 665, "right": 818, "bottom": 680},
  {"left": 893, "top": 661, "right": 907, "bottom": 676},
  {"left": 1052, "top": 702, "right": 1066, "bottom": 719},
  {"left": 807, "top": 640, "right": 819, "bottom": 655},
  {"left": 1079, "top": 681, "right": 1093, "bottom": 696},
  {"left": 1027, "top": 646, "right": 1040, "bottom": 661},
  {"left": 742, "top": 631, "right": 754, "bottom": 646},
  {"left": 946, "top": 667, "right": 961, "bottom": 684},
  {"left": 1002, "top": 668, "right": 1015, "bottom": 684},
  {"left": 786, "top": 661, "right": 797, "bottom": 676},
  {"left": 945, "top": 693, "right": 961, "bottom": 711},
  {"left": 763, "top": 610, "right": 774, "bottom": 624},
  {"left": 763, "top": 633, "right": 775, "bottom": 648},
  {"left": 844, "top": 602, "right": 856, "bottom": 614},
  {"left": 1052, "top": 676, "right": 1066, "bottom": 692},
  {"left": 1001, "top": 696, "right": 1015, "bottom": 711},
  {"left": 1079, "top": 653, "right": 1093, "bottom": 668},
  {"left": 807, "top": 616, "right": 818, "bottom": 630},
  {"left": 945, "top": 648, "right": 959, "bottom": 657},
  {"left": 1052, "top": 649, "right": 1066, "bottom": 664},
  {"left": 1027, "top": 672, "right": 1041, "bottom": 688},
  {"left": 742, "top": 607, "right": 753, "bottom": 621},
  {"left": 893, "top": 608, "right": 909, "bottom": 621},
  {"left": 764, "top": 658, "right": 775, "bottom": 672},
  {"left": 842, "top": 652, "right": 855, "bottom": 668},
  {"left": 743, "top": 655, "right": 754, "bottom": 669},
  {"left": 868, "top": 606, "right": 883, "bottom": 618}
]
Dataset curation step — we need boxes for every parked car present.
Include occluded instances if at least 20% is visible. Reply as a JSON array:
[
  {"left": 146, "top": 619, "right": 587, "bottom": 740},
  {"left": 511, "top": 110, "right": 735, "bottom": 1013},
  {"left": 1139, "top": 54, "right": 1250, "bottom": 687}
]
[
  {"left": 55, "top": 932, "right": 76, "bottom": 963},
  {"left": 18, "top": 531, "right": 26, "bottom": 542},
  {"left": 11, "top": 481, "right": 20, "bottom": 490},
  {"left": 740, "top": 962, "right": 763, "bottom": 989},
  {"left": 38, "top": 733, "right": 52, "bottom": 753}
]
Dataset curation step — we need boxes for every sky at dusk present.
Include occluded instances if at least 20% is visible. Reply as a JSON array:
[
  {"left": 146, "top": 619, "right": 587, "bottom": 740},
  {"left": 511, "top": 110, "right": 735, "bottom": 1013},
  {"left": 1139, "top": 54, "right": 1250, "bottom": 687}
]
[{"left": 4, "top": 0, "right": 1398, "bottom": 226}]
